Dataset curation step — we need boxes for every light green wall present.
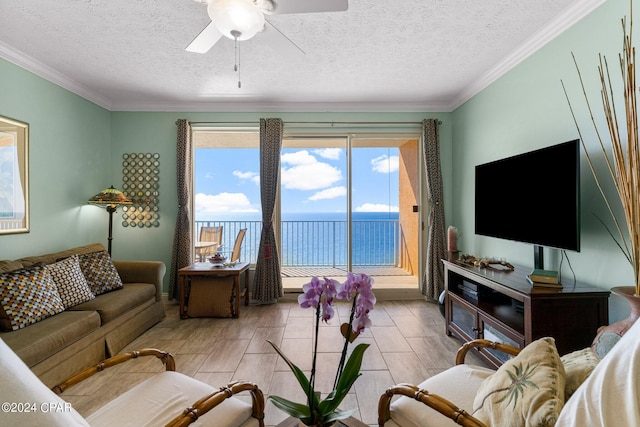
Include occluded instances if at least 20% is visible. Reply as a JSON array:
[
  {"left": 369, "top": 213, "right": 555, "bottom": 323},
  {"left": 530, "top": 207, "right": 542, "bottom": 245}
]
[
  {"left": 452, "top": 0, "right": 631, "bottom": 321},
  {"left": 0, "top": 59, "right": 111, "bottom": 259}
]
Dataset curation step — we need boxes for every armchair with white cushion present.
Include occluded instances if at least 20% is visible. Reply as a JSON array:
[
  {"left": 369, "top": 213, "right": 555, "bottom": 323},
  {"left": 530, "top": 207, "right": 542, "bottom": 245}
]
[
  {"left": 0, "top": 338, "right": 264, "bottom": 427},
  {"left": 379, "top": 317, "right": 640, "bottom": 427}
]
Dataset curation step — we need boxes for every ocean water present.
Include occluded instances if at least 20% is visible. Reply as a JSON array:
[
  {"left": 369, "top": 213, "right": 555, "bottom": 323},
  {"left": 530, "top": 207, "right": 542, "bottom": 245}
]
[{"left": 196, "top": 212, "right": 399, "bottom": 266}]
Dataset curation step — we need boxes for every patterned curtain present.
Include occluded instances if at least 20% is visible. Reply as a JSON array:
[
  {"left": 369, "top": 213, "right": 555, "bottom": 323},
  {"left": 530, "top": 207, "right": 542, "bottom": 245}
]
[
  {"left": 422, "top": 119, "right": 446, "bottom": 300},
  {"left": 253, "top": 118, "right": 283, "bottom": 303},
  {"left": 168, "top": 119, "right": 193, "bottom": 300}
]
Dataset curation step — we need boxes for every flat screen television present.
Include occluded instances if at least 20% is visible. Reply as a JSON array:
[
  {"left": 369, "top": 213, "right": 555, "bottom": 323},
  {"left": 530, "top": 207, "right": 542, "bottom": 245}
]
[{"left": 475, "top": 139, "right": 580, "bottom": 267}]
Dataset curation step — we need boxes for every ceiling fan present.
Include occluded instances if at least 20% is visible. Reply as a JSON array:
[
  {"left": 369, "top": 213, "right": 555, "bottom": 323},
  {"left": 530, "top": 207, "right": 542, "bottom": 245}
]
[{"left": 186, "top": 0, "right": 348, "bottom": 57}]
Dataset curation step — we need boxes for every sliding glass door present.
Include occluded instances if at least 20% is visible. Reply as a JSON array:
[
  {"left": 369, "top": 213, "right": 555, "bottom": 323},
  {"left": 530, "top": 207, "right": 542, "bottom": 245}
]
[
  {"left": 279, "top": 137, "right": 348, "bottom": 276},
  {"left": 280, "top": 135, "right": 420, "bottom": 289},
  {"left": 193, "top": 129, "right": 421, "bottom": 290}
]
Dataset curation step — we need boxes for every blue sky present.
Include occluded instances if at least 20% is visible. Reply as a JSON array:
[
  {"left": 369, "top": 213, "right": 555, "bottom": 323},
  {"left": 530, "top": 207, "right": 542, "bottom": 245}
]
[{"left": 194, "top": 147, "right": 399, "bottom": 218}]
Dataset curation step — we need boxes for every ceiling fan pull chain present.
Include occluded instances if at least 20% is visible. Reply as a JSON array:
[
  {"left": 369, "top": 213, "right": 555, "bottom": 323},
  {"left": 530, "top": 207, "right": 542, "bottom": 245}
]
[
  {"left": 237, "top": 39, "right": 242, "bottom": 88},
  {"left": 231, "top": 30, "right": 241, "bottom": 89}
]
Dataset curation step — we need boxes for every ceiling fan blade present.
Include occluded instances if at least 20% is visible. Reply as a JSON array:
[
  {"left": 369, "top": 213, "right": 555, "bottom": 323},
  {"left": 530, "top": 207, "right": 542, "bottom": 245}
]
[
  {"left": 270, "top": 0, "right": 348, "bottom": 15},
  {"left": 186, "top": 22, "right": 223, "bottom": 53},
  {"left": 262, "top": 21, "right": 305, "bottom": 59}
]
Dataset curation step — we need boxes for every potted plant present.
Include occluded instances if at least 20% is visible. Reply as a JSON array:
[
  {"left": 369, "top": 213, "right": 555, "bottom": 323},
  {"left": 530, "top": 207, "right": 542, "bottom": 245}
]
[
  {"left": 563, "top": 0, "right": 640, "bottom": 348},
  {"left": 267, "top": 273, "right": 376, "bottom": 426}
]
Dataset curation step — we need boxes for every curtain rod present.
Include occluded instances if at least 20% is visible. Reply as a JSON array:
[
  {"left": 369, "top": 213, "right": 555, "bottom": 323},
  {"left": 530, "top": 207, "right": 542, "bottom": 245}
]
[{"left": 189, "top": 120, "right": 442, "bottom": 126}]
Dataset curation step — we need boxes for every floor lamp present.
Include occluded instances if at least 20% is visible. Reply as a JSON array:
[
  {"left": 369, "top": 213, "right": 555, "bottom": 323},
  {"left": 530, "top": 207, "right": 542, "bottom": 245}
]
[{"left": 88, "top": 186, "right": 132, "bottom": 257}]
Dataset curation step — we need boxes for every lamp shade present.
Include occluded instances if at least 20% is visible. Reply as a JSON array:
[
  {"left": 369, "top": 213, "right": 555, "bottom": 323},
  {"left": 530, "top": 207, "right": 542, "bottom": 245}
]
[
  {"left": 88, "top": 186, "right": 132, "bottom": 208},
  {"left": 208, "top": 0, "right": 265, "bottom": 41}
]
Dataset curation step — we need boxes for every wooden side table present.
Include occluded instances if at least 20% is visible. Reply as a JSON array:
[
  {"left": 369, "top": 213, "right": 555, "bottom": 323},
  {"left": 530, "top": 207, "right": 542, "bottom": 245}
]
[
  {"left": 178, "top": 261, "right": 250, "bottom": 319},
  {"left": 275, "top": 417, "right": 367, "bottom": 427}
]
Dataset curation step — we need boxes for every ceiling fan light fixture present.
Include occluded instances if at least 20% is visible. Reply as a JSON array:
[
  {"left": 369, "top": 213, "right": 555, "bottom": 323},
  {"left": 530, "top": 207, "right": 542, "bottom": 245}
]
[{"left": 208, "top": 0, "right": 265, "bottom": 41}]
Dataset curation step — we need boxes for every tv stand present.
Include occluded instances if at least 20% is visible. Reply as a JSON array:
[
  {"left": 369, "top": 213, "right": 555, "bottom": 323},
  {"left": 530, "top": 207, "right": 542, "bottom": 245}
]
[{"left": 443, "top": 260, "right": 609, "bottom": 368}]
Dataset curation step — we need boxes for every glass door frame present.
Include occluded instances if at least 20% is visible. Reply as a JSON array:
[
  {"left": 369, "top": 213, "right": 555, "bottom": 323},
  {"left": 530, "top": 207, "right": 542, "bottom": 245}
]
[{"left": 279, "top": 129, "right": 423, "bottom": 281}]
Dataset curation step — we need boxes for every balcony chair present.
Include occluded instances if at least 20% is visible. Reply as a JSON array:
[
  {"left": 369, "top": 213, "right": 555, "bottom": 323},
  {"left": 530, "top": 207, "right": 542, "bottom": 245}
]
[
  {"left": 0, "top": 338, "right": 264, "bottom": 427},
  {"left": 229, "top": 228, "right": 247, "bottom": 263},
  {"left": 197, "top": 225, "right": 223, "bottom": 262},
  {"left": 378, "top": 316, "right": 640, "bottom": 427}
]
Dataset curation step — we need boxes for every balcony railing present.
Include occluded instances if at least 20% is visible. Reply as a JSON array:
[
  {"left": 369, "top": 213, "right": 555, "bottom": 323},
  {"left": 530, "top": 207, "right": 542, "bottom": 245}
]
[{"left": 195, "top": 219, "right": 399, "bottom": 267}]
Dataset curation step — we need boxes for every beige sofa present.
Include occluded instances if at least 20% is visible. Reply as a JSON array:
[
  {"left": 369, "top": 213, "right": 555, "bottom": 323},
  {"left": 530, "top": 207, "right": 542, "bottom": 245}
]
[{"left": 0, "top": 243, "right": 165, "bottom": 387}]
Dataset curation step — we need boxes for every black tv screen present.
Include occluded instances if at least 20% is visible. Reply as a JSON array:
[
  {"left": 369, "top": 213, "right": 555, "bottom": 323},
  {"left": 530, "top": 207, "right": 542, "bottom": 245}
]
[{"left": 475, "top": 139, "right": 580, "bottom": 252}]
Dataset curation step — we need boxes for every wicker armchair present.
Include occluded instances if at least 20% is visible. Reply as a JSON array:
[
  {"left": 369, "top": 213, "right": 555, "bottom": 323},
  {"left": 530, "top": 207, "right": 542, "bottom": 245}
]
[
  {"left": 0, "top": 337, "right": 264, "bottom": 427},
  {"left": 380, "top": 320, "right": 640, "bottom": 427},
  {"left": 378, "top": 339, "right": 521, "bottom": 427}
]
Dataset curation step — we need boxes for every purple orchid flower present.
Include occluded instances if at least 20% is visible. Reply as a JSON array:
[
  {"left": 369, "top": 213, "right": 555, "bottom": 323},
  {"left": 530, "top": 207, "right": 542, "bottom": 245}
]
[
  {"left": 298, "top": 276, "right": 323, "bottom": 309},
  {"left": 298, "top": 276, "right": 339, "bottom": 323}
]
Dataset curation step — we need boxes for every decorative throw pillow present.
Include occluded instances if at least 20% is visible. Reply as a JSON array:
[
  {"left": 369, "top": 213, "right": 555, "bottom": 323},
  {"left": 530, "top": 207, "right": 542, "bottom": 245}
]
[
  {"left": 47, "top": 255, "right": 95, "bottom": 308},
  {"left": 0, "top": 266, "right": 65, "bottom": 331},
  {"left": 561, "top": 347, "right": 599, "bottom": 399},
  {"left": 78, "top": 251, "right": 123, "bottom": 295},
  {"left": 472, "top": 337, "right": 566, "bottom": 427}
]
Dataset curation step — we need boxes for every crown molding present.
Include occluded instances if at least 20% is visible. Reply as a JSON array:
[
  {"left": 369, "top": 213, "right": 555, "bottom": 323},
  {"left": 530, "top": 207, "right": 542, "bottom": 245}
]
[
  {"left": 450, "top": 0, "right": 606, "bottom": 111},
  {"left": 109, "top": 100, "right": 451, "bottom": 113},
  {"left": 0, "top": 41, "right": 113, "bottom": 110}
]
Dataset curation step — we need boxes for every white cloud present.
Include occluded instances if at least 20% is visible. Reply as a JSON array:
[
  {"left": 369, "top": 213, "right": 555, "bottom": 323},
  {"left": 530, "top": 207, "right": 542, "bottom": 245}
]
[
  {"left": 313, "top": 148, "right": 342, "bottom": 160},
  {"left": 281, "top": 150, "right": 317, "bottom": 165},
  {"left": 282, "top": 162, "right": 343, "bottom": 190},
  {"left": 371, "top": 155, "right": 399, "bottom": 173},
  {"left": 355, "top": 203, "right": 399, "bottom": 212},
  {"left": 281, "top": 150, "right": 343, "bottom": 190},
  {"left": 195, "top": 192, "right": 259, "bottom": 214},
  {"left": 233, "top": 170, "right": 256, "bottom": 180},
  {"left": 233, "top": 170, "right": 260, "bottom": 186},
  {"left": 308, "top": 186, "right": 347, "bottom": 201}
]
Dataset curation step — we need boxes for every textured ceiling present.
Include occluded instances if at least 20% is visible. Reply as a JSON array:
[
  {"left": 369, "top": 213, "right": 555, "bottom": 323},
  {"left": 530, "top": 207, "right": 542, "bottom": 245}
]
[{"left": 0, "top": 0, "right": 604, "bottom": 112}]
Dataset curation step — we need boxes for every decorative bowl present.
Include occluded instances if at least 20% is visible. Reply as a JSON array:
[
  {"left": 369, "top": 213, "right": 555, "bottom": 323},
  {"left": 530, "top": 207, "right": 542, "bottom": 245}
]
[{"left": 209, "top": 253, "right": 227, "bottom": 265}]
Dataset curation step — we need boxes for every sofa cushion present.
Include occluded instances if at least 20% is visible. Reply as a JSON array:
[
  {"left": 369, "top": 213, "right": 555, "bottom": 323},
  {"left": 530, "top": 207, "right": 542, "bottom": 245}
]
[
  {"left": 47, "top": 255, "right": 95, "bottom": 308},
  {"left": 0, "top": 266, "right": 65, "bottom": 331},
  {"left": 560, "top": 347, "right": 599, "bottom": 400},
  {"left": 388, "top": 364, "right": 495, "bottom": 427},
  {"left": 68, "top": 283, "right": 155, "bottom": 324},
  {"left": 0, "top": 260, "right": 24, "bottom": 273},
  {"left": 17, "top": 243, "right": 106, "bottom": 268},
  {"left": 473, "top": 337, "right": 566, "bottom": 427},
  {"left": 86, "top": 371, "right": 255, "bottom": 427},
  {"left": 0, "top": 310, "right": 101, "bottom": 367},
  {"left": 0, "top": 338, "right": 90, "bottom": 426},
  {"left": 78, "top": 250, "right": 123, "bottom": 295}
]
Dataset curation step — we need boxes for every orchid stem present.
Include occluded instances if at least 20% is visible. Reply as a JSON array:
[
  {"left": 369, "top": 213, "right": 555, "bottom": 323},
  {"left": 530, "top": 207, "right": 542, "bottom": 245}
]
[
  {"left": 334, "top": 295, "right": 358, "bottom": 390},
  {"left": 309, "top": 303, "right": 321, "bottom": 417}
]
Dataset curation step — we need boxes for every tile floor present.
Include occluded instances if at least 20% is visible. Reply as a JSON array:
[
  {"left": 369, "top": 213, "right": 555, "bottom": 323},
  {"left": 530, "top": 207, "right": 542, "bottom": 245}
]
[{"left": 63, "top": 298, "right": 482, "bottom": 426}]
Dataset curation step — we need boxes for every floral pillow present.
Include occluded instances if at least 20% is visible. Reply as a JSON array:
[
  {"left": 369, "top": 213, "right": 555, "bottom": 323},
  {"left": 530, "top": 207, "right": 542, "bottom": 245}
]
[
  {"left": 47, "top": 255, "right": 95, "bottom": 308},
  {"left": 561, "top": 347, "right": 599, "bottom": 399},
  {"left": 0, "top": 266, "right": 65, "bottom": 331},
  {"left": 78, "top": 250, "right": 123, "bottom": 295},
  {"left": 472, "top": 337, "right": 566, "bottom": 427}
]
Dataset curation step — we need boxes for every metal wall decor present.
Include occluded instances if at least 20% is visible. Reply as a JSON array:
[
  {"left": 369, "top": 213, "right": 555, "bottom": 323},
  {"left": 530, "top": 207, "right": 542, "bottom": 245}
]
[{"left": 121, "top": 152, "right": 160, "bottom": 228}]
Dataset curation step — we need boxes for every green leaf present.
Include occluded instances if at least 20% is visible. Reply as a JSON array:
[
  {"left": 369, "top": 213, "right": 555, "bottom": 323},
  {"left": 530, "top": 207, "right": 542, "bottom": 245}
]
[
  {"left": 323, "top": 408, "right": 358, "bottom": 423},
  {"left": 318, "top": 343, "right": 369, "bottom": 415},
  {"left": 266, "top": 340, "right": 320, "bottom": 408},
  {"left": 267, "top": 395, "right": 311, "bottom": 420}
]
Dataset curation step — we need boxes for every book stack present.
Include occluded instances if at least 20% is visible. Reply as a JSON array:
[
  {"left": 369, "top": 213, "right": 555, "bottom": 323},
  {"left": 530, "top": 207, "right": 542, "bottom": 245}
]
[
  {"left": 526, "top": 269, "right": 561, "bottom": 288},
  {"left": 457, "top": 280, "right": 479, "bottom": 301}
]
